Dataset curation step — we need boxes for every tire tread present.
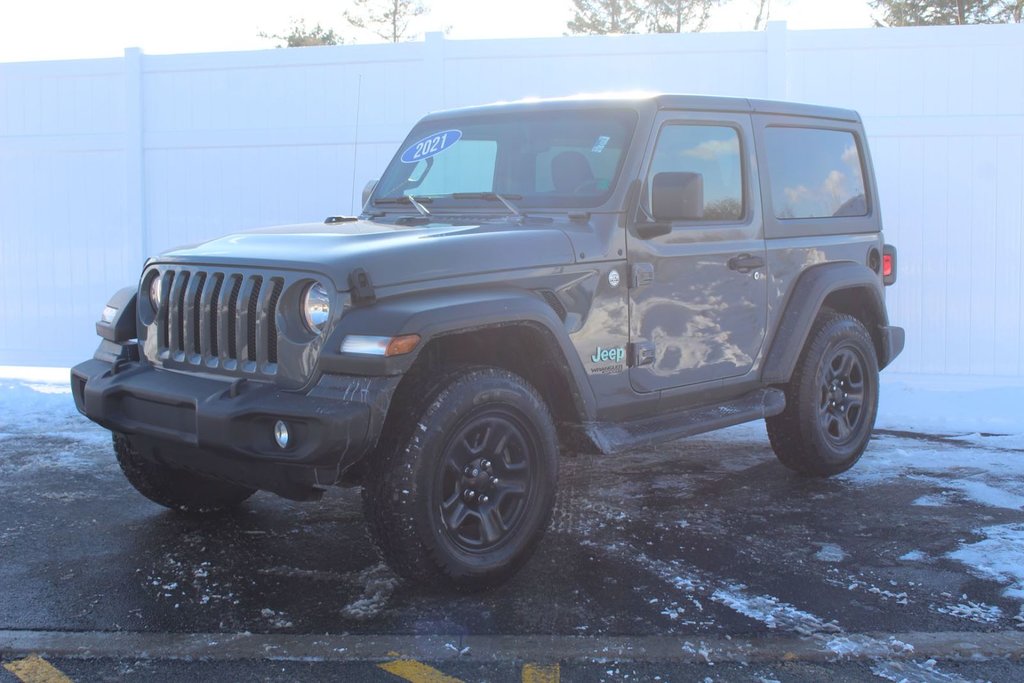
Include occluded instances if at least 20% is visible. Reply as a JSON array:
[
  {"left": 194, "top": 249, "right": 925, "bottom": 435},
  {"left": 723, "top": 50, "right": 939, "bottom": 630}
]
[{"left": 766, "top": 311, "right": 878, "bottom": 477}]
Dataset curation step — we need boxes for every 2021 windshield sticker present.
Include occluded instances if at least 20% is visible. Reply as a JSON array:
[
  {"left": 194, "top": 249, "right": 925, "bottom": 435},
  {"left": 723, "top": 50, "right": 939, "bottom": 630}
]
[{"left": 401, "top": 130, "right": 462, "bottom": 163}]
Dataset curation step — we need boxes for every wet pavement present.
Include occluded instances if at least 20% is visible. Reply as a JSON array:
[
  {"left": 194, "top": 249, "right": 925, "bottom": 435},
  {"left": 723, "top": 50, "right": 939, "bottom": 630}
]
[{"left": 1, "top": 381, "right": 1023, "bottom": 681}]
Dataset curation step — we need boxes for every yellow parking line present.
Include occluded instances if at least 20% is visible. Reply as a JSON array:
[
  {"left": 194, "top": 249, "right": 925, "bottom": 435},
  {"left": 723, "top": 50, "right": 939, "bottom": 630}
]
[
  {"left": 3, "top": 656, "right": 73, "bottom": 683},
  {"left": 378, "top": 659, "right": 464, "bottom": 683},
  {"left": 522, "top": 663, "right": 560, "bottom": 682}
]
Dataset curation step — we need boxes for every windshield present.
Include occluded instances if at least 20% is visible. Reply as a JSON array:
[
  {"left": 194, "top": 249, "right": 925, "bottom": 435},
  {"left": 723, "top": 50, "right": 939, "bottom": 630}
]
[{"left": 372, "top": 108, "right": 638, "bottom": 211}]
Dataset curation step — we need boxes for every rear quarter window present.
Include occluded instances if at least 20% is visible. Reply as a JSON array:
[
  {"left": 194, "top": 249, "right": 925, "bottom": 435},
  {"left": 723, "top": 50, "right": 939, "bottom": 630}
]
[{"left": 763, "top": 127, "right": 868, "bottom": 220}]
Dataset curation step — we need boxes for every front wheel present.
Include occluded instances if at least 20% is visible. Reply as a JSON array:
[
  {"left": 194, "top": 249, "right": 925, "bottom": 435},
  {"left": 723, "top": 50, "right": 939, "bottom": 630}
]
[
  {"left": 363, "top": 366, "right": 558, "bottom": 590},
  {"left": 766, "top": 312, "right": 879, "bottom": 476}
]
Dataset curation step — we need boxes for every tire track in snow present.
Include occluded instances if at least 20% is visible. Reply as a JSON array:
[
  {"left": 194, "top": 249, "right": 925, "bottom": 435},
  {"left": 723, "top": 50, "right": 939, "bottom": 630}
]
[{"left": 588, "top": 540, "right": 969, "bottom": 682}]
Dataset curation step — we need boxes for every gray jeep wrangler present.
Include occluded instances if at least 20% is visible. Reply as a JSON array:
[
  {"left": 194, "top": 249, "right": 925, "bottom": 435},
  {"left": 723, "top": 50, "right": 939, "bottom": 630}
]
[{"left": 72, "top": 95, "right": 904, "bottom": 589}]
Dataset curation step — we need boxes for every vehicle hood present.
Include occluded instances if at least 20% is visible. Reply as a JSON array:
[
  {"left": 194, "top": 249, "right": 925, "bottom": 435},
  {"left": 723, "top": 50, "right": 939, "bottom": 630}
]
[{"left": 155, "top": 219, "right": 577, "bottom": 290}]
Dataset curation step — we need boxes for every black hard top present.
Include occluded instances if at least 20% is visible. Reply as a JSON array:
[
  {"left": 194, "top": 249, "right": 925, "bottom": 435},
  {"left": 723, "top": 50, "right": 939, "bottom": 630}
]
[{"left": 423, "top": 93, "right": 861, "bottom": 124}]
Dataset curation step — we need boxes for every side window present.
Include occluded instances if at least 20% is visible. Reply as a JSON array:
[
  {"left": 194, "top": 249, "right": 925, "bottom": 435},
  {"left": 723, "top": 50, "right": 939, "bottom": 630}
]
[
  {"left": 764, "top": 127, "right": 868, "bottom": 219},
  {"left": 647, "top": 124, "right": 743, "bottom": 222}
]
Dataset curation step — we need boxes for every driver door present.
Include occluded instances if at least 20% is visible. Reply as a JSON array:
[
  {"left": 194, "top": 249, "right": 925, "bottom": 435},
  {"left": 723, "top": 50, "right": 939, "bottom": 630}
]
[{"left": 627, "top": 113, "right": 767, "bottom": 393}]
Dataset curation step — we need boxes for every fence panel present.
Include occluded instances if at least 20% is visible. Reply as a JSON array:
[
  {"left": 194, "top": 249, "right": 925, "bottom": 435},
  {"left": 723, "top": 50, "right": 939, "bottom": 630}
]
[{"left": 1, "top": 23, "right": 1022, "bottom": 373}]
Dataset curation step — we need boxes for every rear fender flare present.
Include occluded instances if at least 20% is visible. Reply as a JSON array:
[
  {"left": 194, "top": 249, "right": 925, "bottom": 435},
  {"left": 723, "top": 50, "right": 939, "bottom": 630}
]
[{"left": 762, "top": 262, "right": 887, "bottom": 384}]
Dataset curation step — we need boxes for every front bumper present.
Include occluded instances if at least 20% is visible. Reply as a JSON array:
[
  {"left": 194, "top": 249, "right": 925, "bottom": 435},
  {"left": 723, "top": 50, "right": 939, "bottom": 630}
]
[{"left": 71, "top": 357, "right": 398, "bottom": 499}]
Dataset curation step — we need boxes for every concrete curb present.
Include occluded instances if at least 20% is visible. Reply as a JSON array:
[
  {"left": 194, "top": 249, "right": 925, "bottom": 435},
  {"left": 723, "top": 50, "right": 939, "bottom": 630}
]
[{"left": 1, "top": 630, "right": 1022, "bottom": 664}]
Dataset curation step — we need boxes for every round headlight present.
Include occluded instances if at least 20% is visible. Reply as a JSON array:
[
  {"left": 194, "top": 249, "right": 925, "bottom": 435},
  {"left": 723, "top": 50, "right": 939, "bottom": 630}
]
[
  {"left": 303, "top": 282, "right": 331, "bottom": 333},
  {"left": 148, "top": 272, "right": 162, "bottom": 311}
]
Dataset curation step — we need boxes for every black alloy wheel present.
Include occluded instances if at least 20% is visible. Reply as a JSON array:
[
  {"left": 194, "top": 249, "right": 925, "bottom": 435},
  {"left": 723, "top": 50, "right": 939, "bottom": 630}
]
[
  {"left": 437, "top": 408, "right": 538, "bottom": 553},
  {"left": 767, "top": 311, "right": 879, "bottom": 477},
  {"left": 817, "top": 344, "right": 869, "bottom": 447},
  {"left": 363, "top": 366, "right": 558, "bottom": 589}
]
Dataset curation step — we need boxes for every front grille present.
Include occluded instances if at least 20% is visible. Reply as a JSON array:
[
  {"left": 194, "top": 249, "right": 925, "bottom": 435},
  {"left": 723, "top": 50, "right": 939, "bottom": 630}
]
[{"left": 153, "top": 268, "right": 284, "bottom": 375}]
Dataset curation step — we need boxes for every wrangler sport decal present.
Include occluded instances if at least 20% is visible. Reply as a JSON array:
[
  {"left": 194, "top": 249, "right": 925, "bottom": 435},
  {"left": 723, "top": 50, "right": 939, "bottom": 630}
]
[{"left": 589, "top": 345, "right": 626, "bottom": 375}]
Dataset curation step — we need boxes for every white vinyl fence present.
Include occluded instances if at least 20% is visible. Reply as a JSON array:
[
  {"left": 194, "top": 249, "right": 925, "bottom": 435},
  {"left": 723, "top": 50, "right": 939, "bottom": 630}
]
[{"left": 1, "top": 22, "right": 1022, "bottom": 374}]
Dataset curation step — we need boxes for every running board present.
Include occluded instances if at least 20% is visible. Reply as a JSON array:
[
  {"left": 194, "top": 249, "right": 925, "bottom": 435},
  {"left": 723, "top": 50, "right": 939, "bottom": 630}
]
[{"left": 575, "top": 388, "right": 786, "bottom": 455}]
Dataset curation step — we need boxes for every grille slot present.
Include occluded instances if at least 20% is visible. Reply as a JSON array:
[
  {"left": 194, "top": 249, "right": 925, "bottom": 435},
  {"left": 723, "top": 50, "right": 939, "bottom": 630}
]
[
  {"left": 208, "top": 274, "right": 223, "bottom": 357},
  {"left": 158, "top": 271, "right": 175, "bottom": 350},
  {"left": 226, "top": 275, "right": 242, "bottom": 360},
  {"left": 246, "top": 277, "right": 263, "bottom": 362},
  {"left": 172, "top": 271, "right": 190, "bottom": 354},
  {"left": 267, "top": 279, "right": 283, "bottom": 364},
  {"left": 153, "top": 268, "right": 286, "bottom": 377},
  {"left": 191, "top": 273, "right": 206, "bottom": 355}
]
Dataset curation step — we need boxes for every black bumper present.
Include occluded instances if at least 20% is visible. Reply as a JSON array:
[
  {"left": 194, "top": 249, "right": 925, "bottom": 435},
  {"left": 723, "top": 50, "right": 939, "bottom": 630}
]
[{"left": 71, "top": 358, "right": 398, "bottom": 499}]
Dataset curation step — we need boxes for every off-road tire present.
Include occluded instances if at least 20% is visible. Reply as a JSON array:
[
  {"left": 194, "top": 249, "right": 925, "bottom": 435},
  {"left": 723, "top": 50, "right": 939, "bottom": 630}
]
[
  {"left": 766, "top": 311, "right": 879, "bottom": 477},
  {"left": 114, "top": 433, "right": 256, "bottom": 513},
  {"left": 362, "top": 366, "right": 559, "bottom": 590}
]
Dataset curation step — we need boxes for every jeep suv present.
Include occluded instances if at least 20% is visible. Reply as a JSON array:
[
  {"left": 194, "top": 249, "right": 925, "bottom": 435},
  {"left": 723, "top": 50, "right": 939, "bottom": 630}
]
[{"left": 72, "top": 95, "right": 904, "bottom": 588}]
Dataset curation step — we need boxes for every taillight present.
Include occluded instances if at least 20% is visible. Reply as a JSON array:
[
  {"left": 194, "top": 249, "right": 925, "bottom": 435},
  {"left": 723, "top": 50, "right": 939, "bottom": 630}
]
[{"left": 882, "top": 244, "right": 897, "bottom": 286}]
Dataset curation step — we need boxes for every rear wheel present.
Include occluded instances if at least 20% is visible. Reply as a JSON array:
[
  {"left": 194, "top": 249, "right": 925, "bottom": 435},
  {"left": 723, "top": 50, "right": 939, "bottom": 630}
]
[
  {"left": 766, "top": 312, "right": 879, "bottom": 476},
  {"left": 363, "top": 366, "right": 558, "bottom": 590},
  {"left": 114, "top": 434, "right": 256, "bottom": 513}
]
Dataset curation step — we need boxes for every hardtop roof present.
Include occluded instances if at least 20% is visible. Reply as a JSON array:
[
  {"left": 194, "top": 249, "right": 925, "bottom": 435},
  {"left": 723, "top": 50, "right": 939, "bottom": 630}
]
[{"left": 422, "top": 93, "right": 860, "bottom": 124}]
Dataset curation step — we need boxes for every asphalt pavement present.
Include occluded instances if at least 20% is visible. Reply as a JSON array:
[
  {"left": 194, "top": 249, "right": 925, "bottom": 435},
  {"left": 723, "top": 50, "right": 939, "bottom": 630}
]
[{"left": 1, "top": 381, "right": 1023, "bottom": 682}]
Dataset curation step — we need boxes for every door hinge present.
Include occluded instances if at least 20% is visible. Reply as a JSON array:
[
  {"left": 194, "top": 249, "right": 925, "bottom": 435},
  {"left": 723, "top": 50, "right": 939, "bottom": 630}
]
[
  {"left": 629, "top": 341, "right": 656, "bottom": 367},
  {"left": 631, "top": 263, "right": 655, "bottom": 288}
]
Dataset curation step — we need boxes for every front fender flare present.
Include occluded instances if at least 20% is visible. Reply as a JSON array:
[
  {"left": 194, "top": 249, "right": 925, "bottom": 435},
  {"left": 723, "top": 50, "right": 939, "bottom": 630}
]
[{"left": 319, "top": 287, "right": 597, "bottom": 419}]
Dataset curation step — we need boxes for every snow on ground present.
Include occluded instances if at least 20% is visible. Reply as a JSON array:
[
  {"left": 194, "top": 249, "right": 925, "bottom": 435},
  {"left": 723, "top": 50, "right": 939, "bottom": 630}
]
[
  {"left": 947, "top": 524, "right": 1024, "bottom": 601},
  {"left": 3, "top": 365, "right": 1024, "bottom": 607},
  {"left": 0, "top": 366, "right": 111, "bottom": 458},
  {"left": 877, "top": 372, "right": 1024, "bottom": 440}
]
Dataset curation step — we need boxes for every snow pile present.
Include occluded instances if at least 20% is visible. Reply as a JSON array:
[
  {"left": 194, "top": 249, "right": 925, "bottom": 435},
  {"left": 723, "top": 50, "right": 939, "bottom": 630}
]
[
  {"left": 947, "top": 524, "right": 1024, "bottom": 601},
  {"left": 878, "top": 373, "right": 1024, "bottom": 437},
  {"left": 0, "top": 367, "right": 112, "bottom": 459},
  {"left": 339, "top": 562, "right": 399, "bottom": 620},
  {"left": 0, "top": 369, "right": 77, "bottom": 433}
]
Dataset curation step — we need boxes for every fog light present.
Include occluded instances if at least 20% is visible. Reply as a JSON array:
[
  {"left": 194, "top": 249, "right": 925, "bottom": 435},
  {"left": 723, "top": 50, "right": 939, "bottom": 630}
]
[{"left": 273, "top": 420, "right": 290, "bottom": 449}]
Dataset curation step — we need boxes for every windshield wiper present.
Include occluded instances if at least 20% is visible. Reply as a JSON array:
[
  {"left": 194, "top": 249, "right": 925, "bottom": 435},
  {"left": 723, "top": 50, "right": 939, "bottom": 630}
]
[
  {"left": 374, "top": 195, "right": 432, "bottom": 216},
  {"left": 450, "top": 192, "right": 524, "bottom": 218}
]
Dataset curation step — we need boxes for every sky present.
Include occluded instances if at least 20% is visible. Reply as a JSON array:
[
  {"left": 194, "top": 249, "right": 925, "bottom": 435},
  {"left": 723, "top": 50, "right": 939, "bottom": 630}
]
[{"left": 0, "top": 0, "right": 876, "bottom": 64}]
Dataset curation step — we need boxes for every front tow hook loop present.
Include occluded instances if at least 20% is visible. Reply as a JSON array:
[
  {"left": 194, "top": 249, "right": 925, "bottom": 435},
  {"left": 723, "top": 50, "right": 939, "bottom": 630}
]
[{"left": 229, "top": 377, "right": 248, "bottom": 398}]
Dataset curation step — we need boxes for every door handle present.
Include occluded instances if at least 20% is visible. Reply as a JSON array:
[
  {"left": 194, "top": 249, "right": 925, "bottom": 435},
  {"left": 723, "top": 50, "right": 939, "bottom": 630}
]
[{"left": 727, "top": 254, "right": 764, "bottom": 273}]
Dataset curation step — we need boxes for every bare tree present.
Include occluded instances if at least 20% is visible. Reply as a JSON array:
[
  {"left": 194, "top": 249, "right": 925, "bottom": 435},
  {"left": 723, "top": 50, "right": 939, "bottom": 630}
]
[
  {"left": 567, "top": 0, "right": 722, "bottom": 34},
  {"left": 870, "top": 0, "right": 1023, "bottom": 26},
  {"left": 566, "top": 0, "right": 644, "bottom": 34},
  {"left": 259, "top": 19, "right": 343, "bottom": 48},
  {"left": 345, "top": 0, "right": 429, "bottom": 43},
  {"left": 643, "top": 0, "right": 721, "bottom": 33},
  {"left": 753, "top": 0, "right": 772, "bottom": 29}
]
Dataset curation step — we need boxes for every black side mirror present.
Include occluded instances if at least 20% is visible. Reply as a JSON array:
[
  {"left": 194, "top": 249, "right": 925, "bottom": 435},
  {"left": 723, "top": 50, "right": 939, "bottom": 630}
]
[
  {"left": 361, "top": 179, "right": 379, "bottom": 209},
  {"left": 635, "top": 221, "right": 672, "bottom": 239},
  {"left": 652, "top": 172, "right": 704, "bottom": 222}
]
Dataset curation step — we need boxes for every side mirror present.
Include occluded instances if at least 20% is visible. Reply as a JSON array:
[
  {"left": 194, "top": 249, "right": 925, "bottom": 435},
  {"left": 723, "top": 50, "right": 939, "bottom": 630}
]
[
  {"left": 652, "top": 172, "right": 704, "bottom": 222},
  {"left": 634, "top": 221, "right": 672, "bottom": 239},
  {"left": 361, "top": 179, "right": 379, "bottom": 209}
]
